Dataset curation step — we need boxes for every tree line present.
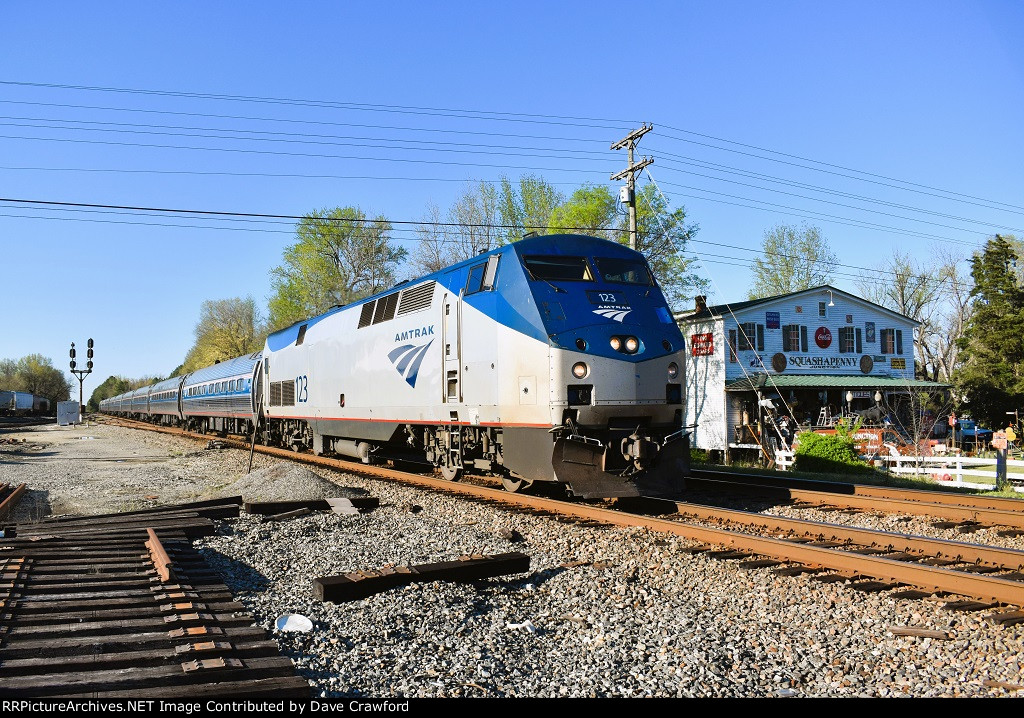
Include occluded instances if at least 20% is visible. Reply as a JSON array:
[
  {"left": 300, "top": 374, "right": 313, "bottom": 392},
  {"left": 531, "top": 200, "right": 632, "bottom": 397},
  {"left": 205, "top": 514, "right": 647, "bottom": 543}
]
[{"left": 0, "top": 355, "right": 72, "bottom": 405}]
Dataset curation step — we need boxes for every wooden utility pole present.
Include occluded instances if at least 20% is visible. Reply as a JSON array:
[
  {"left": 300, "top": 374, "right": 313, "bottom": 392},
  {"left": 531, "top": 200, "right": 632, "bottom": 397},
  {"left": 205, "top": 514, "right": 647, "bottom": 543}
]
[{"left": 611, "top": 124, "right": 654, "bottom": 251}]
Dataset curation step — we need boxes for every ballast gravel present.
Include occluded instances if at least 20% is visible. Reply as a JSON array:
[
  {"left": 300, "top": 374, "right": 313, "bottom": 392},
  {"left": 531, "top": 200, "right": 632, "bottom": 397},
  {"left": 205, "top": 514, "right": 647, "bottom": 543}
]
[{"left": 3, "top": 422, "right": 1024, "bottom": 698}]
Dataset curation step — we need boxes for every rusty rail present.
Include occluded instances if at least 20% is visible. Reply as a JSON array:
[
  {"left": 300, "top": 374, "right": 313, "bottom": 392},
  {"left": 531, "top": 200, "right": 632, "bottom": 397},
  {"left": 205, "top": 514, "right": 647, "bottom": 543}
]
[
  {"left": 101, "top": 417, "right": 1024, "bottom": 606},
  {"left": 0, "top": 483, "right": 27, "bottom": 521}
]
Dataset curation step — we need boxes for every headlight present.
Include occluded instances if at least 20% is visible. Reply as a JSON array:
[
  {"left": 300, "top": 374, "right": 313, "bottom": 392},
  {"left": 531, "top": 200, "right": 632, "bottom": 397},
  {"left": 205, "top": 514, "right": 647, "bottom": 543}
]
[
  {"left": 610, "top": 336, "right": 622, "bottom": 351},
  {"left": 668, "top": 362, "right": 679, "bottom": 379},
  {"left": 624, "top": 336, "right": 639, "bottom": 354},
  {"left": 572, "top": 362, "right": 589, "bottom": 379}
]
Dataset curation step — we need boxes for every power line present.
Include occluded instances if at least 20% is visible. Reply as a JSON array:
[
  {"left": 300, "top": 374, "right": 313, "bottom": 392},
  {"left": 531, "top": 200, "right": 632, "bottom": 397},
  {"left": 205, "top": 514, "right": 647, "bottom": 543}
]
[
  {"left": 0, "top": 195, "right": 970, "bottom": 292},
  {"left": 0, "top": 196, "right": 627, "bottom": 233},
  {"left": 650, "top": 149, "right": 1024, "bottom": 233},
  {"left": 4, "top": 79, "right": 1019, "bottom": 215},
  {"left": 656, "top": 127, "right": 1024, "bottom": 215}
]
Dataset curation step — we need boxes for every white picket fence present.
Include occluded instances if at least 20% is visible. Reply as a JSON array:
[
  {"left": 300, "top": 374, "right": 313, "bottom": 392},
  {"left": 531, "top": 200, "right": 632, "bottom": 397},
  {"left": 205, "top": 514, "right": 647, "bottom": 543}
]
[
  {"left": 771, "top": 445, "right": 1024, "bottom": 491},
  {"left": 879, "top": 451, "right": 1024, "bottom": 491}
]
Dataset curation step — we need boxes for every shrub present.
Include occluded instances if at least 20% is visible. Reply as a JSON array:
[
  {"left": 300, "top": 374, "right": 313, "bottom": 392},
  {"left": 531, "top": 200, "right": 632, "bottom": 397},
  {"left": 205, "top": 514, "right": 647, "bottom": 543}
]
[
  {"left": 793, "top": 430, "right": 872, "bottom": 474},
  {"left": 690, "top": 447, "right": 710, "bottom": 464}
]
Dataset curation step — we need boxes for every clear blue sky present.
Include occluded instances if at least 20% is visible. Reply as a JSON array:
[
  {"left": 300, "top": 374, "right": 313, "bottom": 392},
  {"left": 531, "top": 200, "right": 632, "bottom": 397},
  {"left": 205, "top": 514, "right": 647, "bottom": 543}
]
[{"left": 2, "top": 1, "right": 1022, "bottom": 398}]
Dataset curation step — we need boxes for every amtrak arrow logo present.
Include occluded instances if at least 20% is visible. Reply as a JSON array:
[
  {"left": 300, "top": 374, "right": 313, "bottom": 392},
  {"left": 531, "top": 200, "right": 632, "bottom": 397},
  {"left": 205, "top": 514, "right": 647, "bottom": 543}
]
[
  {"left": 388, "top": 339, "right": 433, "bottom": 388},
  {"left": 593, "top": 308, "right": 631, "bottom": 322}
]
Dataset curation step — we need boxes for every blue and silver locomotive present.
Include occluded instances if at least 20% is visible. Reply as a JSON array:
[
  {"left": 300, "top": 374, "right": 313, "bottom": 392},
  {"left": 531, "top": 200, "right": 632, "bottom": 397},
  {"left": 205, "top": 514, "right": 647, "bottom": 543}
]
[{"left": 103, "top": 234, "right": 690, "bottom": 497}]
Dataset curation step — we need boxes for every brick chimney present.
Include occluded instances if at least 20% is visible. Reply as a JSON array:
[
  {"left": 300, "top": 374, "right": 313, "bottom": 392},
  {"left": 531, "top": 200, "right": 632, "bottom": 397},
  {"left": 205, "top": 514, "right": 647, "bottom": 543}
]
[{"left": 694, "top": 295, "right": 707, "bottom": 313}]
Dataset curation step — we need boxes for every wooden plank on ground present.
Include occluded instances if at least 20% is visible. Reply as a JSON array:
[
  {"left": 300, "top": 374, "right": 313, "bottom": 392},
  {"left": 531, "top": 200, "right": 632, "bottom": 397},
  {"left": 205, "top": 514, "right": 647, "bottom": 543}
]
[{"left": 313, "top": 552, "right": 530, "bottom": 602}]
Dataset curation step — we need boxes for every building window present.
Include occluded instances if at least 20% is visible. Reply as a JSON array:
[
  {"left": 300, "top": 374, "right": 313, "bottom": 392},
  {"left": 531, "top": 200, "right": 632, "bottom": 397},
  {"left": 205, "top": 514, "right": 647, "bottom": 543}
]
[
  {"left": 738, "top": 322, "right": 764, "bottom": 351},
  {"left": 881, "top": 329, "right": 903, "bottom": 355},
  {"left": 818, "top": 301, "right": 827, "bottom": 317},
  {"left": 839, "top": 329, "right": 856, "bottom": 354},
  {"left": 783, "top": 324, "right": 801, "bottom": 352}
]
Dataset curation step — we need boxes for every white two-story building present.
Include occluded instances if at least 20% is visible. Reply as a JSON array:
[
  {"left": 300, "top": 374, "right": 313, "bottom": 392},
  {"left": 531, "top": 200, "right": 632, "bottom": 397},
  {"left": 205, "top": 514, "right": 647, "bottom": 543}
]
[{"left": 676, "top": 285, "right": 941, "bottom": 458}]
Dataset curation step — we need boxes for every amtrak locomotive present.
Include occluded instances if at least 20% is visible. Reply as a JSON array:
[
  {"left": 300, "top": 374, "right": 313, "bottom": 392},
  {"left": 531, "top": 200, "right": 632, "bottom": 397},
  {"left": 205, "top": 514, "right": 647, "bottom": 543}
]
[{"left": 102, "top": 234, "right": 690, "bottom": 498}]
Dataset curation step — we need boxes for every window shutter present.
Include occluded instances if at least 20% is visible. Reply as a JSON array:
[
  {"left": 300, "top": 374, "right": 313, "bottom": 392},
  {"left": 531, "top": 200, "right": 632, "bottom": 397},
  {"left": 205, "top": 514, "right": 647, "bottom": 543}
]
[
  {"left": 856, "top": 328, "right": 862, "bottom": 354},
  {"left": 757, "top": 324, "right": 764, "bottom": 351},
  {"left": 896, "top": 330, "right": 903, "bottom": 355},
  {"left": 728, "top": 329, "right": 737, "bottom": 363},
  {"left": 800, "top": 326, "right": 808, "bottom": 353}
]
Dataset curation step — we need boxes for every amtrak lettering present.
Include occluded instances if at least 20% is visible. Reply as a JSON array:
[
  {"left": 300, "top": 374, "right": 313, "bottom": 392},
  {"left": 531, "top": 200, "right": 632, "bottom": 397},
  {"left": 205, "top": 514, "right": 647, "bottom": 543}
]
[
  {"left": 593, "top": 306, "right": 632, "bottom": 322},
  {"left": 787, "top": 355, "right": 857, "bottom": 368},
  {"left": 394, "top": 325, "right": 435, "bottom": 342}
]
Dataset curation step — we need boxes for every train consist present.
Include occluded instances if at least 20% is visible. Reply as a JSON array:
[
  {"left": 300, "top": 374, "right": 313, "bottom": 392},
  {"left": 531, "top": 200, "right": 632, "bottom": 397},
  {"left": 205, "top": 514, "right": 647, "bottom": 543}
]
[
  {"left": 102, "top": 234, "right": 690, "bottom": 497},
  {"left": 0, "top": 390, "right": 51, "bottom": 416}
]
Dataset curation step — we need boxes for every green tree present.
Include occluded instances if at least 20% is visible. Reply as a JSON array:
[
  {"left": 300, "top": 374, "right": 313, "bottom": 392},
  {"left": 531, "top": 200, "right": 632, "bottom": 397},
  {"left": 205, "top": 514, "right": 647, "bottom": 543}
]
[
  {"left": 748, "top": 224, "right": 837, "bottom": 299},
  {"left": 954, "top": 235, "right": 1024, "bottom": 427},
  {"left": 497, "top": 174, "right": 564, "bottom": 240},
  {"left": 633, "top": 184, "right": 704, "bottom": 309},
  {"left": 548, "top": 184, "right": 618, "bottom": 240},
  {"left": 182, "top": 296, "right": 265, "bottom": 373},
  {"left": 11, "top": 354, "right": 72, "bottom": 403},
  {"left": 268, "top": 207, "right": 406, "bottom": 331}
]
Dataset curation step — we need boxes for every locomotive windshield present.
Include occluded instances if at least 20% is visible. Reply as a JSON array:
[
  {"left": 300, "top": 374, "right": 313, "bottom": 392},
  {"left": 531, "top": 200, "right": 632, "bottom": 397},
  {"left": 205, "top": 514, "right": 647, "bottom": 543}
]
[
  {"left": 524, "top": 256, "right": 593, "bottom": 282},
  {"left": 595, "top": 257, "right": 653, "bottom": 285}
]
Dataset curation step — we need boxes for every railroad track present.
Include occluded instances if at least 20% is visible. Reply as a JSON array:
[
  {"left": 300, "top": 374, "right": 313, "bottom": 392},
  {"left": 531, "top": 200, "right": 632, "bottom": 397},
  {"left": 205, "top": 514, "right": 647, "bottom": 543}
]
[
  {"left": 690, "top": 469, "right": 1024, "bottom": 530},
  {"left": 96, "top": 416, "right": 1024, "bottom": 611},
  {"left": 0, "top": 498, "right": 310, "bottom": 698}
]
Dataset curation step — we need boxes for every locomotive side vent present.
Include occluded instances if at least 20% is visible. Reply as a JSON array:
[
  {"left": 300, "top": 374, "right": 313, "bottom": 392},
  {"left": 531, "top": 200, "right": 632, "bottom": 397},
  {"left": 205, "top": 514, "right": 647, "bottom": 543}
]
[
  {"left": 373, "top": 292, "right": 400, "bottom": 324},
  {"left": 397, "top": 281, "right": 435, "bottom": 316},
  {"left": 281, "top": 380, "right": 296, "bottom": 406},
  {"left": 358, "top": 301, "right": 376, "bottom": 328},
  {"left": 269, "top": 382, "right": 283, "bottom": 407}
]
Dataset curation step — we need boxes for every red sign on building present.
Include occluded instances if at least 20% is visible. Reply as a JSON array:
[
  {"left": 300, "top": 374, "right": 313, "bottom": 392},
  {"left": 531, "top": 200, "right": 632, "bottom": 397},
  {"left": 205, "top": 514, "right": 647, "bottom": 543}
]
[
  {"left": 691, "top": 333, "right": 714, "bottom": 356},
  {"left": 814, "top": 326, "right": 832, "bottom": 349}
]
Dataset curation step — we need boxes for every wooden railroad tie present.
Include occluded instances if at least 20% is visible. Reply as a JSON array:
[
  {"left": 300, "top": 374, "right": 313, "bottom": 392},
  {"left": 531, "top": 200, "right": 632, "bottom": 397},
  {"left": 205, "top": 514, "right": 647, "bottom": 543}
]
[
  {"left": 313, "top": 552, "right": 531, "bottom": 603},
  {"left": 244, "top": 497, "right": 379, "bottom": 516}
]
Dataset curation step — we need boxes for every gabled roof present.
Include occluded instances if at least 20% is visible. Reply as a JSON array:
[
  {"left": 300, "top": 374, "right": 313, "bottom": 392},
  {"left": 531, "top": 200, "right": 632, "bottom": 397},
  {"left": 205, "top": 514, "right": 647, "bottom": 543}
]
[{"left": 675, "top": 284, "right": 921, "bottom": 326}]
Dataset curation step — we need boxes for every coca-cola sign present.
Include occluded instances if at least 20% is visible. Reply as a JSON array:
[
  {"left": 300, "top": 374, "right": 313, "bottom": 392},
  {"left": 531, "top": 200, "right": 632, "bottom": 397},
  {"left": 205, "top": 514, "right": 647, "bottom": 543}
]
[{"left": 814, "top": 326, "right": 832, "bottom": 348}]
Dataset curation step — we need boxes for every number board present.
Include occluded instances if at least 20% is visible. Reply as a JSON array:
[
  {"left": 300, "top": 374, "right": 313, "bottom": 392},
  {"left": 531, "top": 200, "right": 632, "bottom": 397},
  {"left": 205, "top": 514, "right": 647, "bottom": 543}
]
[{"left": 586, "top": 290, "right": 628, "bottom": 306}]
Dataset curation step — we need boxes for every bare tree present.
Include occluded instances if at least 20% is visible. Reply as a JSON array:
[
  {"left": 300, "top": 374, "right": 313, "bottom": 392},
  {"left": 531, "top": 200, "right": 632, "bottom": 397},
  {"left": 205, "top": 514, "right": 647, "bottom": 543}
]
[
  {"left": 860, "top": 248, "right": 972, "bottom": 382},
  {"left": 748, "top": 224, "right": 837, "bottom": 299}
]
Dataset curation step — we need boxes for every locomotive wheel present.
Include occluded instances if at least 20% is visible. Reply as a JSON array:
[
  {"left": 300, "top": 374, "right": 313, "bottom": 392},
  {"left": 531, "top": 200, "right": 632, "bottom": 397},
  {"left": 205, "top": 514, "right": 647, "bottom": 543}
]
[
  {"left": 440, "top": 463, "right": 462, "bottom": 481},
  {"left": 501, "top": 476, "right": 528, "bottom": 493}
]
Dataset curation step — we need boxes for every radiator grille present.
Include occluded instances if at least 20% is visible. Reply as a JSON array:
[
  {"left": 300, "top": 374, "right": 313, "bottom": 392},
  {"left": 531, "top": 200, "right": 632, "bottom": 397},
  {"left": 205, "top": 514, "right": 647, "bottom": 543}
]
[{"left": 397, "top": 281, "right": 435, "bottom": 315}]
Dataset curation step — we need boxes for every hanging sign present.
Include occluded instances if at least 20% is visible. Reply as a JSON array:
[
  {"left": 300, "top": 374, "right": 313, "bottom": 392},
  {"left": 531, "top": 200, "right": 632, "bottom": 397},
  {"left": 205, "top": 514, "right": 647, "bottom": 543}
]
[
  {"left": 691, "top": 333, "right": 714, "bottom": 356},
  {"left": 765, "top": 311, "right": 780, "bottom": 329},
  {"left": 814, "top": 326, "right": 832, "bottom": 349}
]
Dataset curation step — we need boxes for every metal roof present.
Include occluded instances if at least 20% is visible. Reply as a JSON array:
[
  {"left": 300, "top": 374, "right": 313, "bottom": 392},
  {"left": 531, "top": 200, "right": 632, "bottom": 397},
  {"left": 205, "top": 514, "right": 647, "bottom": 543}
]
[
  {"left": 725, "top": 374, "right": 949, "bottom": 391},
  {"left": 676, "top": 284, "right": 921, "bottom": 326}
]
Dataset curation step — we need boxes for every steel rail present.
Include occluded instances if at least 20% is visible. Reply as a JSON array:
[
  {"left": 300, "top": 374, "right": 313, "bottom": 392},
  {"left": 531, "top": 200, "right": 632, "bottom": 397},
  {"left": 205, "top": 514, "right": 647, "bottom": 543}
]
[
  {"left": 667, "top": 499, "right": 1024, "bottom": 569},
  {"left": 691, "top": 468, "right": 1024, "bottom": 511},
  {"left": 0, "top": 482, "right": 27, "bottom": 520},
  {"left": 690, "top": 476, "right": 1024, "bottom": 529},
  {"left": 100, "top": 417, "right": 1024, "bottom": 605}
]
